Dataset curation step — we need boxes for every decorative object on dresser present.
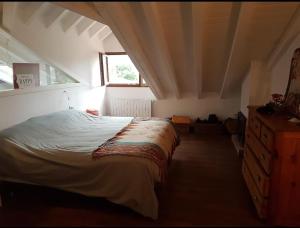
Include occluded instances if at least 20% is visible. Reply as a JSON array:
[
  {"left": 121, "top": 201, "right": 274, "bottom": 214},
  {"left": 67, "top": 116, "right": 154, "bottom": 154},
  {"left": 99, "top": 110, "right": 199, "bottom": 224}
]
[{"left": 242, "top": 106, "right": 300, "bottom": 226}]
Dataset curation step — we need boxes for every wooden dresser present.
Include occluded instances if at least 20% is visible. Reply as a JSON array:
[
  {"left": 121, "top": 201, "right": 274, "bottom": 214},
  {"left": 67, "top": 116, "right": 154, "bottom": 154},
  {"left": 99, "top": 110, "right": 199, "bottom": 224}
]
[{"left": 242, "top": 106, "right": 300, "bottom": 226}]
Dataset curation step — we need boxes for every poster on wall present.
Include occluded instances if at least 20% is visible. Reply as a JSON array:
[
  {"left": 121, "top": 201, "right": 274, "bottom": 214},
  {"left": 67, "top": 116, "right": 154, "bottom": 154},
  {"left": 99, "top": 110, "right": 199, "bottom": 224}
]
[
  {"left": 13, "top": 63, "right": 40, "bottom": 89},
  {"left": 284, "top": 48, "right": 300, "bottom": 118}
]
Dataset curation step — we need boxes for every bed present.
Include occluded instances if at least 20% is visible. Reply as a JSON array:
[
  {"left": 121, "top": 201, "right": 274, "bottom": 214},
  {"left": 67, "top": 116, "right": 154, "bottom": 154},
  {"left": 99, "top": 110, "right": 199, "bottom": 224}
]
[{"left": 0, "top": 110, "right": 179, "bottom": 219}]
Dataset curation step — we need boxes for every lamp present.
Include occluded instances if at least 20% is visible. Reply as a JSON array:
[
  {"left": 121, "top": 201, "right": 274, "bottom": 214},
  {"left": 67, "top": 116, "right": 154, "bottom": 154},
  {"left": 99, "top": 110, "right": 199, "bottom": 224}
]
[{"left": 63, "top": 90, "right": 71, "bottom": 110}]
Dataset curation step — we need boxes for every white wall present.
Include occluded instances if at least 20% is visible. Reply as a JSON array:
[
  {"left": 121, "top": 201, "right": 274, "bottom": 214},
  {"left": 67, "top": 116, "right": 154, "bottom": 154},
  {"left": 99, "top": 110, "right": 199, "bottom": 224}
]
[
  {"left": 103, "top": 35, "right": 241, "bottom": 120},
  {"left": 270, "top": 33, "right": 300, "bottom": 95},
  {"left": 9, "top": 11, "right": 104, "bottom": 87},
  {"left": 106, "top": 87, "right": 240, "bottom": 120},
  {"left": 153, "top": 95, "right": 240, "bottom": 120},
  {"left": 240, "top": 31, "right": 300, "bottom": 117},
  {"left": 240, "top": 61, "right": 271, "bottom": 117},
  {"left": 0, "top": 6, "right": 107, "bottom": 129},
  {"left": 0, "top": 85, "right": 106, "bottom": 130},
  {"left": 240, "top": 69, "right": 250, "bottom": 117}
]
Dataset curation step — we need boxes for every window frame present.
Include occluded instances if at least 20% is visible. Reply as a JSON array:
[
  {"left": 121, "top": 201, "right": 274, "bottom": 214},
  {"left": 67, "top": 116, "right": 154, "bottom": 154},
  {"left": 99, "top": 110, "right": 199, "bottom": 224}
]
[
  {"left": 101, "top": 52, "right": 148, "bottom": 87},
  {"left": 99, "top": 53, "right": 105, "bottom": 86}
]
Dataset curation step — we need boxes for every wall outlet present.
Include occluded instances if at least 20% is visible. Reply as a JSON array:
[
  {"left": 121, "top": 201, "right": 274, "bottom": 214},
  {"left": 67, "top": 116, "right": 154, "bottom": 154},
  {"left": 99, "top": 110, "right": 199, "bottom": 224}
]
[{"left": 69, "top": 106, "right": 74, "bottom": 110}]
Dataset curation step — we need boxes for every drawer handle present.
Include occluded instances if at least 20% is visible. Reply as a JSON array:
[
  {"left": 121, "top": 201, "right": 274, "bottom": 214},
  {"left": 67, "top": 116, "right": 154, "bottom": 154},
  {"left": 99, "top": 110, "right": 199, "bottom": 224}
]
[{"left": 261, "top": 154, "right": 265, "bottom": 160}]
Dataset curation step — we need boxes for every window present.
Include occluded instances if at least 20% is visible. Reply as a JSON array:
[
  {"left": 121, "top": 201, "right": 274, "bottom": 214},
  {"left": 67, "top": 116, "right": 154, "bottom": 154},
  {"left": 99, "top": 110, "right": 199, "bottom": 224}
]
[
  {"left": 101, "top": 52, "right": 147, "bottom": 87},
  {"left": 0, "top": 65, "right": 13, "bottom": 90},
  {"left": 0, "top": 30, "right": 78, "bottom": 92},
  {"left": 40, "top": 64, "right": 77, "bottom": 86}
]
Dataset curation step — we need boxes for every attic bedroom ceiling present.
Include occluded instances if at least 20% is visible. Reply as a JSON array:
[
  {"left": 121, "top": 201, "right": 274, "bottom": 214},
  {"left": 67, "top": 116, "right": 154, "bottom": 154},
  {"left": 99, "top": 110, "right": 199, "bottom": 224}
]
[{"left": 4, "top": 2, "right": 300, "bottom": 99}]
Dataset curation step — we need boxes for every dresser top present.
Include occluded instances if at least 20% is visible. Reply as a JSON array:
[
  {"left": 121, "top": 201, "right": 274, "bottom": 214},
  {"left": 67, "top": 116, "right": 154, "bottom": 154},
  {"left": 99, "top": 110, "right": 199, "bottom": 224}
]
[{"left": 248, "top": 106, "right": 300, "bottom": 133}]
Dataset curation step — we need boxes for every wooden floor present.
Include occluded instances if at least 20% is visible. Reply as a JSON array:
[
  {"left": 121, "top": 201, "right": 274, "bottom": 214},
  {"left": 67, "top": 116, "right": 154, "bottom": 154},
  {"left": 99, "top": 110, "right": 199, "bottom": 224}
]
[{"left": 0, "top": 133, "right": 266, "bottom": 227}]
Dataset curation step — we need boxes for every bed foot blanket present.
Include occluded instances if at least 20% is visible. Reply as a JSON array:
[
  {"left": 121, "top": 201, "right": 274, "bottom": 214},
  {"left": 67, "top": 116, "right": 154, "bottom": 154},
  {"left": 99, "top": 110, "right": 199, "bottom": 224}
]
[{"left": 93, "top": 118, "right": 179, "bottom": 183}]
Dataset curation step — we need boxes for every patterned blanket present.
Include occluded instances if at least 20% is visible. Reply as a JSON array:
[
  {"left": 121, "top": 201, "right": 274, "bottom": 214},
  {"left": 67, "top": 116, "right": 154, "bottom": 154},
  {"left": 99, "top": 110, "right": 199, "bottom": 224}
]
[{"left": 92, "top": 118, "right": 180, "bottom": 182}]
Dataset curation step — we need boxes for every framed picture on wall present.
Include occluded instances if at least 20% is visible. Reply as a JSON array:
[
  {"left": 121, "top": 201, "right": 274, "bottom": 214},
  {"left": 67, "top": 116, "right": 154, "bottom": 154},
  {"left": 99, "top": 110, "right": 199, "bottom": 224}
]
[
  {"left": 13, "top": 63, "right": 40, "bottom": 89},
  {"left": 283, "top": 48, "right": 300, "bottom": 118}
]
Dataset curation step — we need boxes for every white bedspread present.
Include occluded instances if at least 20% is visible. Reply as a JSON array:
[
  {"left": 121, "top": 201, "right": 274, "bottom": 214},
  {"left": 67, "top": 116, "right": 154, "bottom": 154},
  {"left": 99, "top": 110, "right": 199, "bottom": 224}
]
[{"left": 0, "top": 110, "right": 161, "bottom": 219}]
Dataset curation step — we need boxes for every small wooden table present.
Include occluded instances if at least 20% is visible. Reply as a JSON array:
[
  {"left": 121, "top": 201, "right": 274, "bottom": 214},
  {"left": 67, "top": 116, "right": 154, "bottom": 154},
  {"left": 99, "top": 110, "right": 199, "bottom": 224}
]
[{"left": 171, "top": 115, "right": 192, "bottom": 134}]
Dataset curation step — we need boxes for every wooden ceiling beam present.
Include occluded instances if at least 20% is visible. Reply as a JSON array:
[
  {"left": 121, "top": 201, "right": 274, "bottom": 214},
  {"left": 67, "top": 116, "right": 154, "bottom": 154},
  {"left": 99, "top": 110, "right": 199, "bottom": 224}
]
[
  {"left": 54, "top": 2, "right": 106, "bottom": 24},
  {"left": 93, "top": 2, "right": 166, "bottom": 99},
  {"left": 141, "top": 2, "right": 181, "bottom": 99},
  {"left": 191, "top": 3, "right": 203, "bottom": 99},
  {"left": 267, "top": 4, "right": 300, "bottom": 69},
  {"left": 43, "top": 5, "right": 68, "bottom": 28},
  {"left": 220, "top": 3, "right": 246, "bottom": 98},
  {"left": 2, "top": 2, "right": 18, "bottom": 32},
  {"left": 98, "top": 26, "right": 112, "bottom": 40},
  {"left": 88, "top": 23, "right": 106, "bottom": 38},
  {"left": 76, "top": 18, "right": 96, "bottom": 36},
  {"left": 180, "top": 3, "right": 195, "bottom": 96},
  {"left": 17, "top": 2, "right": 45, "bottom": 25},
  {"left": 61, "top": 12, "right": 83, "bottom": 32}
]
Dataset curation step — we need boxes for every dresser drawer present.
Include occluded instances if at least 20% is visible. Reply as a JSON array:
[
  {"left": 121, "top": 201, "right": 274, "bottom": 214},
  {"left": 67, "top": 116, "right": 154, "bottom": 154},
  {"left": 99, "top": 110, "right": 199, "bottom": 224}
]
[
  {"left": 260, "top": 125, "right": 274, "bottom": 152},
  {"left": 252, "top": 117, "right": 261, "bottom": 138},
  {"left": 245, "top": 128, "right": 272, "bottom": 174},
  {"left": 242, "top": 161, "right": 268, "bottom": 219},
  {"left": 244, "top": 146, "right": 270, "bottom": 197}
]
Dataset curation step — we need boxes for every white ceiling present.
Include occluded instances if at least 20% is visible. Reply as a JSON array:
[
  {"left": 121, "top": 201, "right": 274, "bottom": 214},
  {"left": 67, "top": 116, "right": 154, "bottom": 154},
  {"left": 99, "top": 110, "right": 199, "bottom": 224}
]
[
  {"left": 1, "top": 2, "right": 111, "bottom": 41},
  {"left": 3, "top": 2, "right": 300, "bottom": 99},
  {"left": 57, "top": 2, "right": 300, "bottom": 99}
]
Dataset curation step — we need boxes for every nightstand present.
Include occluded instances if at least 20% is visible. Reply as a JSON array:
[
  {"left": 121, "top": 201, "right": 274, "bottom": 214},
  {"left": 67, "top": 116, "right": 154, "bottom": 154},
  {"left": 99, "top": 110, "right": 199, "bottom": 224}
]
[{"left": 171, "top": 115, "right": 192, "bottom": 134}]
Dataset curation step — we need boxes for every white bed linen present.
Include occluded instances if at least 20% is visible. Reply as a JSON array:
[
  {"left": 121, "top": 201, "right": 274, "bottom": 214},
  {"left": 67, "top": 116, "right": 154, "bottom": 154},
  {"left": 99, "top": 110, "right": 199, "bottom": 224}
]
[{"left": 0, "top": 110, "right": 160, "bottom": 219}]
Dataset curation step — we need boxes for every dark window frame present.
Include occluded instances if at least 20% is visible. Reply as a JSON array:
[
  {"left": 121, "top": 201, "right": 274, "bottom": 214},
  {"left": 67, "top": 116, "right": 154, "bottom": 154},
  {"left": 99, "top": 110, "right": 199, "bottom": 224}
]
[
  {"left": 100, "top": 52, "right": 148, "bottom": 87},
  {"left": 99, "top": 53, "right": 105, "bottom": 86}
]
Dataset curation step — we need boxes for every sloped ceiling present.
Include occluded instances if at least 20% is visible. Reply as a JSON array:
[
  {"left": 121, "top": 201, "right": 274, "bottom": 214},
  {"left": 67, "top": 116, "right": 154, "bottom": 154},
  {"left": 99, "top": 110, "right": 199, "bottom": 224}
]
[
  {"left": 43, "top": 2, "right": 300, "bottom": 98},
  {"left": 1, "top": 2, "right": 111, "bottom": 42}
]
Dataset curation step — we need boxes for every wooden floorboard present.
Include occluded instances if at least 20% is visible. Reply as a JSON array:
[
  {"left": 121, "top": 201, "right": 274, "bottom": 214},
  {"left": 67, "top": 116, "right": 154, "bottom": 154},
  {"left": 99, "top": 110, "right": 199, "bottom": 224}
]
[{"left": 0, "top": 133, "right": 266, "bottom": 226}]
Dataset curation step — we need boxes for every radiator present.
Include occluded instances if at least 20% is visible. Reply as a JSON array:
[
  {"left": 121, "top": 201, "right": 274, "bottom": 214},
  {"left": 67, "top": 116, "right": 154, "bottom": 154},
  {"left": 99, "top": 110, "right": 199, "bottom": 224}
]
[{"left": 108, "top": 98, "right": 152, "bottom": 117}]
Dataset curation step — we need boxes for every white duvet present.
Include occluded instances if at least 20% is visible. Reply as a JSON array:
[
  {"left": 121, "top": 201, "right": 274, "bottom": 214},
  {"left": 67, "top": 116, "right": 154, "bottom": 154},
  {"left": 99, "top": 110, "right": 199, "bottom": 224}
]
[{"left": 0, "top": 110, "right": 161, "bottom": 219}]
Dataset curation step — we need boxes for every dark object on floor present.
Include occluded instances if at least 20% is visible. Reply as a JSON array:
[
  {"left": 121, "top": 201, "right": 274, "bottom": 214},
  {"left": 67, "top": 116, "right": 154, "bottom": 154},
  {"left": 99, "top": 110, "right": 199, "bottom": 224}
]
[
  {"left": 208, "top": 114, "right": 218, "bottom": 123},
  {"left": 256, "top": 103, "right": 275, "bottom": 115},
  {"left": 193, "top": 122, "right": 225, "bottom": 134},
  {"left": 224, "top": 118, "right": 239, "bottom": 134}
]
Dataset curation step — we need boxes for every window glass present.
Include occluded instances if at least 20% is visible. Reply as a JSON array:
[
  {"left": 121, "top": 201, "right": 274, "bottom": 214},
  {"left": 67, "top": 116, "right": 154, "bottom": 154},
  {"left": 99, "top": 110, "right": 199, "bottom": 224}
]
[
  {"left": 0, "top": 30, "right": 78, "bottom": 92},
  {"left": 107, "top": 55, "right": 139, "bottom": 84},
  {"left": 0, "top": 65, "right": 13, "bottom": 90}
]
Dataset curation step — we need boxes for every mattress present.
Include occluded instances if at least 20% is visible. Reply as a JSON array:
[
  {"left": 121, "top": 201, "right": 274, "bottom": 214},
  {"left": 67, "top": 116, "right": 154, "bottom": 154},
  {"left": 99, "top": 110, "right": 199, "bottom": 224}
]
[{"left": 0, "top": 110, "right": 177, "bottom": 219}]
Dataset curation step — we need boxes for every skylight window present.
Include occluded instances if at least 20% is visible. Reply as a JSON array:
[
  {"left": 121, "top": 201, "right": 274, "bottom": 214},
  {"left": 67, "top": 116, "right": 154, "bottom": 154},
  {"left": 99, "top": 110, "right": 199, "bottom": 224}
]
[
  {"left": 100, "top": 52, "right": 147, "bottom": 87},
  {"left": 0, "top": 29, "right": 78, "bottom": 92}
]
